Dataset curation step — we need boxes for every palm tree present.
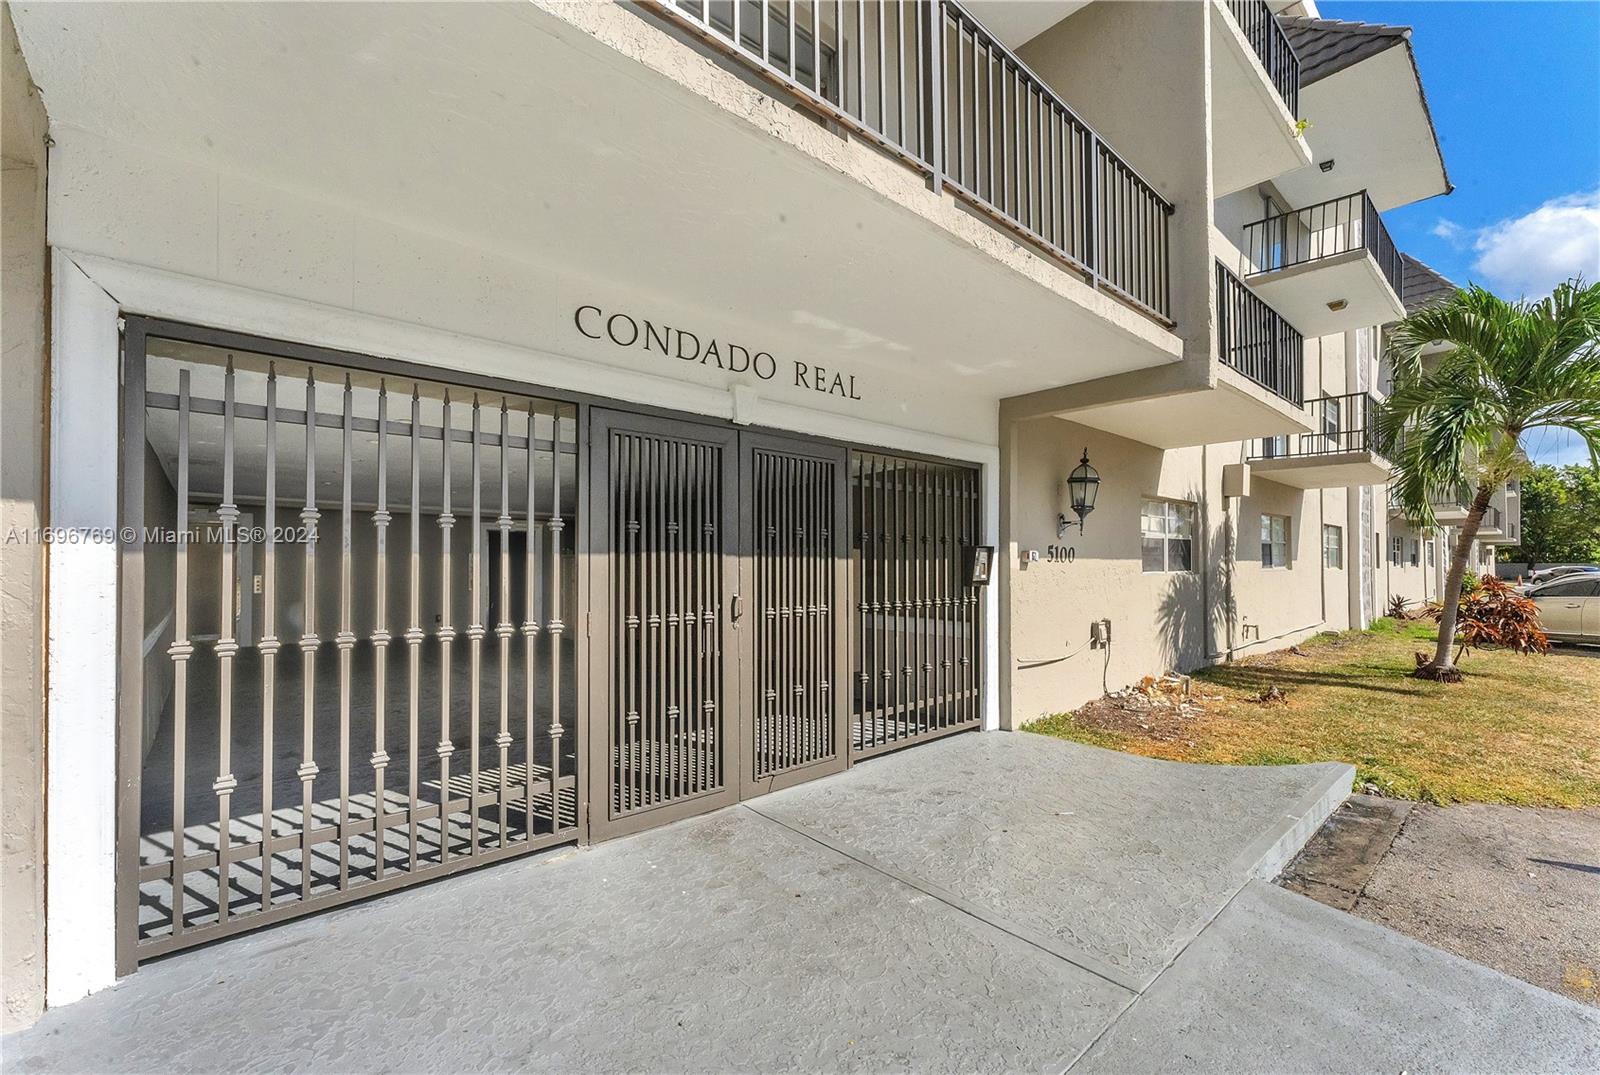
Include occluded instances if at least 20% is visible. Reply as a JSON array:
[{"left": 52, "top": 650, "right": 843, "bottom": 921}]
[{"left": 1380, "top": 279, "right": 1600, "bottom": 680}]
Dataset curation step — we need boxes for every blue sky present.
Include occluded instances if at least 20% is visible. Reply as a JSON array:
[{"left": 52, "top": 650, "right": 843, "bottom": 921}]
[{"left": 1322, "top": 0, "right": 1600, "bottom": 466}]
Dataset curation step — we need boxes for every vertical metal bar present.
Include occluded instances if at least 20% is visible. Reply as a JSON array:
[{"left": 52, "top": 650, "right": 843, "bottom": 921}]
[
  {"left": 405, "top": 389, "right": 422, "bottom": 871},
  {"left": 935, "top": 463, "right": 948, "bottom": 730},
  {"left": 523, "top": 405, "right": 539, "bottom": 836},
  {"left": 898, "top": 457, "right": 910, "bottom": 739},
  {"left": 877, "top": 0, "right": 886, "bottom": 133},
  {"left": 851, "top": 456, "right": 864, "bottom": 753},
  {"left": 918, "top": 462, "right": 930, "bottom": 734},
  {"left": 336, "top": 375, "right": 355, "bottom": 890},
  {"left": 783, "top": 453, "right": 796, "bottom": 770},
  {"left": 666, "top": 439, "right": 681, "bottom": 792},
  {"left": 670, "top": 440, "right": 684, "bottom": 798},
  {"left": 297, "top": 372, "right": 321, "bottom": 900},
  {"left": 835, "top": 0, "right": 844, "bottom": 109},
  {"left": 1087, "top": 133, "right": 1101, "bottom": 284},
  {"left": 863, "top": 454, "right": 875, "bottom": 749},
  {"left": 875, "top": 454, "right": 887, "bottom": 748},
  {"left": 258, "top": 367, "right": 279, "bottom": 913},
  {"left": 371, "top": 383, "right": 391, "bottom": 879},
  {"left": 436, "top": 394, "right": 456, "bottom": 862},
  {"left": 929, "top": 3, "right": 943, "bottom": 190},
  {"left": 953, "top": 24, "right": 965, "bottom": 186},
  {"left": 548, "top": 411, "right": 567, "bottom": 824},
  {"left": 689, "top": 442, "right": 704, "bottom": 794},
  {"left": 495, "top": 402, "right": 513, "bottom": 847},
  {"left": 641, "top": 435, "right": 656, "bottom": 806},
  {"left": 856, "top": 0, "right": 866, "bottom": 122},
  {"left": 467, "top": 397, "right": 484, "bottom": 855},
  {"left": 168, "top": 370, "right": 193, "bottom": 936},
  {"left": 213, "top": 360, "right": 240, "bottom": 922},
  {"left": 622, "top": 433, "right": 637, "bottom": 812},
  {"left": 811, "top": 0, "right": 821, "bottom": 97},
  {"left": 895, "top": 1, "right": 905, "bottom": 147}
]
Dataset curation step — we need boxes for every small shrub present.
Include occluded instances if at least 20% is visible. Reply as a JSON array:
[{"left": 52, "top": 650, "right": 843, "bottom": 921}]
[
  {"left": 1387, "top": 594, "right": 1410, "bottom": 619},
  {"left": 1460, "top": 570, "right": 1483, "bottom": 598},
  {"left": 1432, "top": 575, "right": 1549, "bottom": 659}
]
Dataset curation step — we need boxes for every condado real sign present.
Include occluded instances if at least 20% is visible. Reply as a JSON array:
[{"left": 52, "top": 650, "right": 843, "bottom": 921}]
[{"left": 574, "top": 304, "right": 862, "bottom": 401}]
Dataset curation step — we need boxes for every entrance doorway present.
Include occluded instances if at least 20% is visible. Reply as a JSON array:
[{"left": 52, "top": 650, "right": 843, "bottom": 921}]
[{"left": 587, "top": 411, "right": 980, "bottom": 840}]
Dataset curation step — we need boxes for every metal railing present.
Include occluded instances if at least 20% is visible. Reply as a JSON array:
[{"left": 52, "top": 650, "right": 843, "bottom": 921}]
[
  {"left": 1216, "top": 260, "right": 1304, "bottom": 405},
  {"left": 650, "top": 0, "right": 1175, "bottom": 324},
  {"left": 1250, "top": 391, "right": 1379, "bottom": 460},
  {"left": 1429, "top": 484, "right": 1472, "bottom": 514},
  {"left": 1241, "top": 190, "right": 1403, "bottom": 300},
  {"left": 1224, "top": 0, "right": 1299, "bottom": 118}
]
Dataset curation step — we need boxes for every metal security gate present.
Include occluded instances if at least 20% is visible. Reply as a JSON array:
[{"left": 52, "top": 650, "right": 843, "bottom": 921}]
[
  {"left": 851, "top": 452, "right": 982, "bottom": 755},
  {"left": 590, "top": 414, "right": 979, "bottom": 836},
  {"left": 589, "top": 412, "right": 740, "bottom": 839},
  {"left": 119, "top": 323, "right": 581, "bottom": 966},
  {"left": 741, "top": 433, "right": 850, "bottom": 797}
]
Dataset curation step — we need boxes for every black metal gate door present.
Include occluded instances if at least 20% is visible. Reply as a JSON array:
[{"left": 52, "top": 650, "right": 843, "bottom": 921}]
[
  {"left": 588, "top": 411, "right": 741, "bottom": 840},
  {"left": 739, "top": 433, "right": 850, "bottom": 797}
]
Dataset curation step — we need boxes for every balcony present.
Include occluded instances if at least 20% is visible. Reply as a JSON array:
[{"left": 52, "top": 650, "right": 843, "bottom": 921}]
[
  {"left": 1240, "top": 190, "right": 1404, "bottom": 336},
  {"left": 1430, "top": 485, "right": 1473, "bottom": 524},
  {"left": 1248, "top": 392, "right": 1393, "bottom": 489},
  {"left": 1216, "top": 261, "right": 1304, "bottom": 406},
  {"left": 1211, "top": 0, "right": 1311, "bottom": 196},
  {"left": 653, "top": 0, "right": 1175, "bottom": 326},
  {"left": 1226, "top": 0, "right": 1299, "bottom": 117},
  {"left": 1477, "top": 505, "right": 1507, "bottom": 541}
]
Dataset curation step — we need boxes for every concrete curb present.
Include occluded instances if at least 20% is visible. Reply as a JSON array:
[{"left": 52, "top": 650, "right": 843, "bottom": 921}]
[{"left": 1230, "top": 761, "right": 1357, "bottom": 881}]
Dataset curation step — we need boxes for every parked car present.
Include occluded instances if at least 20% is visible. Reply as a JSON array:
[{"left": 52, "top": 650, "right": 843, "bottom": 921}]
[
  {"left": 1510, "top": 566, "right": 1600, "bottom": 591},
  {"left": 1528, "top": 575, "right": 1600, "bottom": 642}
]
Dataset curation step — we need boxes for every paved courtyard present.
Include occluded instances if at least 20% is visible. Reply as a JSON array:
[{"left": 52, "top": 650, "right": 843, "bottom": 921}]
[{"left": 6, "top": 734, "right": 1598, "bottom": 1073}]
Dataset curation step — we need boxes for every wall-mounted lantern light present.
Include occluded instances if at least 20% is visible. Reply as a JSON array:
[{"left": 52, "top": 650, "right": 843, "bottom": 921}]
[{"left": 1059, "top": 448, "right": 1100, "bottom": 537}]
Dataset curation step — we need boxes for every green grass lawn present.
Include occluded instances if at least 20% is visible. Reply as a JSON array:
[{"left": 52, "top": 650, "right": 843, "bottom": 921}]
[{"left": 1026, "top": 620, "right": 1600, "bottom": 807}]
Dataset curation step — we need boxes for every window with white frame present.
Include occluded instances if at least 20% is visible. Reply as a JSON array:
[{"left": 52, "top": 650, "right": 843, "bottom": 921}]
[
  {"left": 1410, "top": 539, "right": 1420, "bottom": 566},
  {"left": 1141, "top": 498, "right": 1196, "bottom": 573},
  {"left": 1426, "top": 540, "right": 1435, "bottom": 567},
  {"left": 1322, "top": 524, "right": 1343, "bottom": 569},
  {"left": 1391, "top": 535, "right": 1404, "bottom": 566},
  {"left": 1261, "top": 514, "right": 1291, "bottom": 568}
]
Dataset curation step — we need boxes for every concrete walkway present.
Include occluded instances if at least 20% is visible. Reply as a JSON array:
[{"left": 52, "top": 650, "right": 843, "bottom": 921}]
[{"left": 6, "top": 734, "right": 1597, "bottom": 1073}]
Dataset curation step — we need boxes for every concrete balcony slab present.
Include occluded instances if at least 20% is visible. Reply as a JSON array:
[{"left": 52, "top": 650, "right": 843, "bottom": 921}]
[{"left": 1251, "top": 448, "right": 1394, "bottom": 489}]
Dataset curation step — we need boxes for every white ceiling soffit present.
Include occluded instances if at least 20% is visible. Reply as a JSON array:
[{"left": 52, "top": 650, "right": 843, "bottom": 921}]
[
  {"left": 13, "top": 0, "right": 1179, "bottom": 430},
  {"left": 1274, "top": 45, "right": 1450, "bottom": 213},
  {"left": 960, "top": 1, "right": 1093, "bottom": 48}
]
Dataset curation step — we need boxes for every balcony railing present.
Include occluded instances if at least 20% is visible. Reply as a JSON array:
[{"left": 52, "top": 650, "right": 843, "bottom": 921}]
[
  {"left": 1241, "top": 190, "right": 1403, "bottom": 300},
  {"left": 649, "top": 0, "right": 1175, "bottom": 324},
  {"left": 1224, "top": 0, "right": 1299, "bottom": 118},
  {"left": 1216, "top": 260, "right": 1304, "bottom": 406},
  {"left": 1249, "top": 391, "right": 1379, "bottom": 460}
]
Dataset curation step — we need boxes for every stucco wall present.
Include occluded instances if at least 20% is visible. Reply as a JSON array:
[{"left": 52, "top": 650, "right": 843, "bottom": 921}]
[
  {"left": 1, "top": 0, "right": 49, "bottom": 1031},
  {"left": 1004, "top": 408, "right": 1352, "bottom": 724}
]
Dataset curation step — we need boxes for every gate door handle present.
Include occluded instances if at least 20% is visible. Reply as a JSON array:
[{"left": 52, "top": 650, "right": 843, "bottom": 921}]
[{"left": 732, "top": 594, "right": 745, "bottom": 623}]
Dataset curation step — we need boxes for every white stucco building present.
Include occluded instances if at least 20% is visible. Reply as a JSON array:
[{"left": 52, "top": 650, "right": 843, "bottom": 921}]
[{"left": 1, "top": 0, "right": 1517, "bottom": 1026}]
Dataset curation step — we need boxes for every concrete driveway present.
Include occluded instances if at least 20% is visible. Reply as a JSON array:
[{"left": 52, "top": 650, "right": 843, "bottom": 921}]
[{"left": 6, "top": 733, "right": 1598, "bottom": 1073}]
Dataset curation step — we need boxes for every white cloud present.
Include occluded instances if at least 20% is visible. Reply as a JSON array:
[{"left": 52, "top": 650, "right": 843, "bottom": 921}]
[
  {"left": 1469, "top": 191, "right": 1600, "bottom": 299},
  {"left": 1430, "top": 218, "right": 1468, "bottom": 246}
]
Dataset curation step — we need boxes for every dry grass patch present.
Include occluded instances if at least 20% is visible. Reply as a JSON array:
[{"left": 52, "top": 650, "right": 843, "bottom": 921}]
[{"left": 1027, "top": 620, "right": 1600, "bottom": 807}]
